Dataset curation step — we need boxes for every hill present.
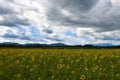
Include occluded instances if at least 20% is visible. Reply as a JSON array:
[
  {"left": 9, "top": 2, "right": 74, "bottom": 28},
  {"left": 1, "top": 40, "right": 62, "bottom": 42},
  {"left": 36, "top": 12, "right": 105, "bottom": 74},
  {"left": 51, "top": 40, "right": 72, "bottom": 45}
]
[{"left": 0, "top": 42, "right": 120, "bottom": 48}]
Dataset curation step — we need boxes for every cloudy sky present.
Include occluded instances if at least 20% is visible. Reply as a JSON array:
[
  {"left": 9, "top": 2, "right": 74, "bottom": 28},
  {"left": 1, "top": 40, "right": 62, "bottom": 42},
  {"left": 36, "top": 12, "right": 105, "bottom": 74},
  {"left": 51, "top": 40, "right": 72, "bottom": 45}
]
[{"left": 0, "top": 0, "right": 120, "bottom": 45}]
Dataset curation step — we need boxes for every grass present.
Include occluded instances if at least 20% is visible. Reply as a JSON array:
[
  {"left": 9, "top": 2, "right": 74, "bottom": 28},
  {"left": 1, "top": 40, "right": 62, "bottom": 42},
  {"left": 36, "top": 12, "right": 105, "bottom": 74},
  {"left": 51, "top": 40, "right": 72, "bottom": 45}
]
[{"left": 0, "top": 48, "right": 120, "bottom": 80}]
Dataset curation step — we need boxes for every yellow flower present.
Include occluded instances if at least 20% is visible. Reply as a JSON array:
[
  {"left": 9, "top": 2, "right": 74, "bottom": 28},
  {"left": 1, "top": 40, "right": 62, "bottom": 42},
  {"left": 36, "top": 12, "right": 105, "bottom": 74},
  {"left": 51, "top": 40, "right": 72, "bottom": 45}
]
[
  {"left": 94, "top": 55, "right": 98, "bottom": 60},
  {"left": 0, "top": 61, "right": 2, "bottom": 65},
  {"left": 74, "top": 65, "right": 78, "bottom": 69},
  {"left": 66, "top": 65, "right": 70, "bottom": 69},
  {"left": 57, "top": 64, "right": 63, "bottom": 69},
  {"left": 50, "top": 70, "right": 56, "bottom": 75},
  {"left": 17, "top": 73, "right": 21, "bottom": 78},
  {"left": 94, "top": 65, "right": 99, "bottom": 70},
  {"left": 26, "top": 65, "right": 30, "bottom": 68},
  {"left": 52, "top": 76, "right": 55, "bottom": 79},
  {"left": 34, "top": 65, "right": 38, "bottom": 68},
  {"left": 29, "top": 68, "right": 34, "bottom": 72},
  {"left": 71, "top": 70, "right": 75, "bottom": 74},
  {"left": 85, "top": 67, "right": 88, "bottom": 71},
  {"left": 100, "top": 55, "right": 104, "bottom": 59},
  {"left": 116, "top": 73, "right": 120, "bottom": 77},
  {"left": 38, "top": 77, "right": 41, "bottom": 80},
  {"left": 111, "top": 65, "right": 115, "bottom": 69},
  {"left": 58, "top": 59, "right": 63, "bottom": 63},
  {"left": 15, "top": 60, "right": 20, "bottom": 64},
  {"left": 0, "top": 71, "right": 3, "bottom": 75},
  {"left": 75, "top": 59, "right": 80, "bottom": 62},
  {"left": 80, "top": 75, "right": 85, "bottom": 80},
  {"left": 31, "top": 56, "right": 35, "bottom": 61}
]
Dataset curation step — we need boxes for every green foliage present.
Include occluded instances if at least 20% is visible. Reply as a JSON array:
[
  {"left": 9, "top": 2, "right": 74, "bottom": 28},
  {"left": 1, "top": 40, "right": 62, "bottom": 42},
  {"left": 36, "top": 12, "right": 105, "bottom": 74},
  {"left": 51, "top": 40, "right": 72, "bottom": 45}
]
[{"left": 0, "top": 48, "right": 120, "bottom": 80}]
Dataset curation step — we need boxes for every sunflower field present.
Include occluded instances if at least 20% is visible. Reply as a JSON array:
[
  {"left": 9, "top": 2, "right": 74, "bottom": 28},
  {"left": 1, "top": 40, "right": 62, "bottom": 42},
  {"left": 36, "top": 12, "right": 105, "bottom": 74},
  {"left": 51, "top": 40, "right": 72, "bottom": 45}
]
[{"left": 0, "top": 48, "right": 120, "bottom": 80}]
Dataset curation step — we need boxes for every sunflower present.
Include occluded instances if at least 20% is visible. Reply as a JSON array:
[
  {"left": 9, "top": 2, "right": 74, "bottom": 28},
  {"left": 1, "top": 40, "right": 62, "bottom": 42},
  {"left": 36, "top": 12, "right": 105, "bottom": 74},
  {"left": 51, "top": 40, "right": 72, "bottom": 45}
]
[
  {"left": 31, "top": 56, "right": 35, "bottom": 61},
  {"left": 57, "top": 64, "right": 63, "bottom": 69},
  {"left": 80, "top": 75, "right": 85, "bottom": 80},
  {"left": 116, "top": 73, "right": 120, "bottom": 77},
  {"left": 74, "top": 65, "right": 78, "bottom": 69},
  {"left": 94, "top": 65, "right": 99, "bottom": 70},
  {"left": 17, "top": 73, "right": 21, "bottom": 78},
  {"left": 38, "top": 77, "right": 41, "bottom": 80},
  {"left": 15, "top": 60, "right": 20, "bottom": 64},
  {"left": 0, "top": 61, "right": 2, "bottom": 65}
]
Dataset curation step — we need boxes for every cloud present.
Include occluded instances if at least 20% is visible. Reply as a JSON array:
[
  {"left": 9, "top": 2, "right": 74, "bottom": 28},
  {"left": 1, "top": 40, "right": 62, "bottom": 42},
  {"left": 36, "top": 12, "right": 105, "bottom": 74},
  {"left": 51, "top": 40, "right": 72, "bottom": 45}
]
[
  {"left": 46, "top": 0, "right": 120, "bottom": 31},
  {"left": 50, "top": 0, "right": 99, "bottom": 12},
  {"left": 0, "top": 0, "right": 120, "bottom": 45},
  {"left": 0, "top": 0, "right": 14, "bottom": 14},
  {"left": 2, "top": 32, "right": 31, "bottom": 40},
  {"left": 43, "top": 29, "right": 53, "bottom": 34},
  {"left": 0, "top": 0, "right": 119, "bottom": 31},
  {"left": 0, "top": 0, "right": 30, "bottom": 26}
]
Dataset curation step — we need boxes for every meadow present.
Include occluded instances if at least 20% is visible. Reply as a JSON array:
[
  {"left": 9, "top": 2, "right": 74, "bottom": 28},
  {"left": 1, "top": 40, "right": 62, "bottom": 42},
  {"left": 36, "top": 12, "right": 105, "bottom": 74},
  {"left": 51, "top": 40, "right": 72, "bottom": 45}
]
[{"left": 0, "top": 48, "right": 120, "bottom": 80}]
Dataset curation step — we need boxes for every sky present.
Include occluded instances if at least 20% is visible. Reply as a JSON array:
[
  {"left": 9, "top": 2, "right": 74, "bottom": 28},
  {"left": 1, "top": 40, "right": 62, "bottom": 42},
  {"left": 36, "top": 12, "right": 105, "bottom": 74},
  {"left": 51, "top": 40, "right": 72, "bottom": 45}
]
[{"left": 0, "top": 0, "right": 120, "bottom": 45}]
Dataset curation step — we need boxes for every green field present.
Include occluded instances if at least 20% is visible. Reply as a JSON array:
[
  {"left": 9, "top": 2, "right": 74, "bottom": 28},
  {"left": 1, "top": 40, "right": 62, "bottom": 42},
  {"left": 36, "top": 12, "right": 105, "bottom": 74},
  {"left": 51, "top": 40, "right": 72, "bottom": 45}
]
[{"left": 0, "top": 48, "right": 120, "bottom": 80}]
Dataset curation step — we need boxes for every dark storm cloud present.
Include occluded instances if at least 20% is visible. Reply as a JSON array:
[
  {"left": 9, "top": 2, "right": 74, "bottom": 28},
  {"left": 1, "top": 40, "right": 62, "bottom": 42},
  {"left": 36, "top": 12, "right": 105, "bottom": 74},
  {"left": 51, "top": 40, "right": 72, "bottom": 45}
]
[
  {"left": 0, "top": 14, "right": 30, "bottom": 27},
  {"left": 43, "top": 29, "right": 53, "bottom": 34},
  {"left": 2, "top": 33, "right": 31, "bottom": 40},
  {"left": 102, "top": 31, "right": 120, "bottom": 41},
  {"left": 47, "top": 0, "right": 99, "bottom": 18},
  {"left": 3, "top": 34, "right": 18, "bottom": 39},
  {"left": 103, "top": 36, "right": 120, "bottom": 41},
  {"left": 0, "top": 0, "right": 31, "bottom": 27},
  {"left": 50, "top": 0, "right": 99, "bottom": 12},
  {"left": 0, "top": 0, "right": 119, "bottom": 32},
  {"left": 46, "top": 0, "right": 120, "bottom": 31},
  {"left": 0, "top": 6, "right": 14, "bottom": 14},
  {"left": 47, "top": 0, "right": 99, "bottom": 22},
  {"left": 0, "top": 0, "right": 14, "bottom": 14}
]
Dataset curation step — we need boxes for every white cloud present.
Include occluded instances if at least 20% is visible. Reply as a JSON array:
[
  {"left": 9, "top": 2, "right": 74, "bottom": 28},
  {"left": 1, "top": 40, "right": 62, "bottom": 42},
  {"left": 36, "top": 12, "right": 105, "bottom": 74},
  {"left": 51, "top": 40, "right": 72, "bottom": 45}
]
[{"left": 0, "top": 26, "right": 9, "bottom": 36}]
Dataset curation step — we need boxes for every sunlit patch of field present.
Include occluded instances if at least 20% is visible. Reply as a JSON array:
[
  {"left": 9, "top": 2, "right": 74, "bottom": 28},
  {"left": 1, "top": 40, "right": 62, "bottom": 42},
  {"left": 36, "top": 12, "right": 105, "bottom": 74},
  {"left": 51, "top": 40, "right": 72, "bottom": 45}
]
[{"left": 0, "top": 48, "right": 120, "bottom": 80}]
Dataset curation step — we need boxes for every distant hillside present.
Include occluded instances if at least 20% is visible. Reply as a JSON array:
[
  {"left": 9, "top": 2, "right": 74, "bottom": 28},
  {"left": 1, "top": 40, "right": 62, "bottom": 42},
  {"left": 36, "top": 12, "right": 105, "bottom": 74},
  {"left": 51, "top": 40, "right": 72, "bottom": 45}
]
[
  {"left": 0, "top": 42, "right": 67, "bottom": 47},
  {"left": 0, "top": 42, "right": 120, "bottom": 48}
]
